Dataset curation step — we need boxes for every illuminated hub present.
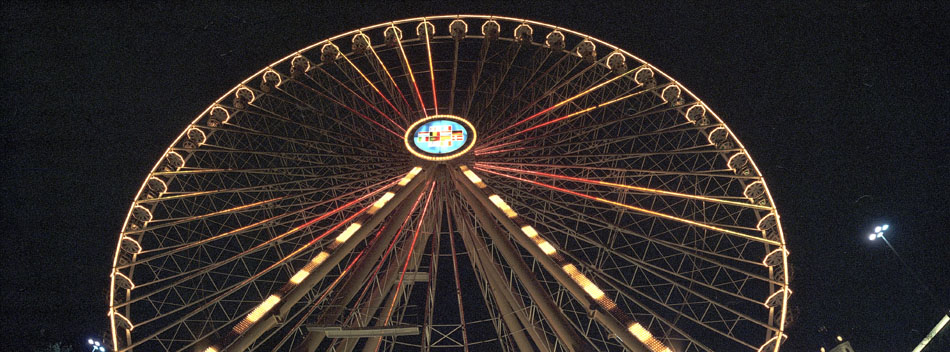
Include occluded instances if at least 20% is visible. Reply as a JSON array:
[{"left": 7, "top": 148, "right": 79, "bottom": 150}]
[{"left": 405, "top": 115, "right": 476, "bottom": 161}]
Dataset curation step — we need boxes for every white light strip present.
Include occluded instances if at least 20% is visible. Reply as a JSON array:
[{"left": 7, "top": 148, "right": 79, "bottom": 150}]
[{"left": 912, "top": 314, "right": 950, "bottom": 352}]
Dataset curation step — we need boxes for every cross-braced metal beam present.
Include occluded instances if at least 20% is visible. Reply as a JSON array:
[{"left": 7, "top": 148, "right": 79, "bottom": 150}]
[
  {"left": 209, "top": 166, "right": 431, "bottom": 351},
  {"left": 454, "top": 165, "right": 667, "bottom": 352}
]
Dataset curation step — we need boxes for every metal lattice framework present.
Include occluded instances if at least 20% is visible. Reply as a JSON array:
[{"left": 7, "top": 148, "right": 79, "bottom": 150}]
[{"left": 109, "top": 15, "right": 790, "bottom": 352}]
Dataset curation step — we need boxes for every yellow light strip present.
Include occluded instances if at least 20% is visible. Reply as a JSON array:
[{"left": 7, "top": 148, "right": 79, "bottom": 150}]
[
  {"left": 488, "top": 194, "right": 517, "bottom": 218},
  {"left": 562, "top": 264, "right": 605, "bottom": 299},
  {"left": 289, "top": 269, "right": 310, "bottom": 285},
  {"left": 627, "top": 323, "right": 672, "bottom": 352},
  {"left": 598, "top": 192, "right": 776, "bottom": 245},
  {"left": 368, "top": 192, "right": 396, "bottom": 215},
  {"left": 339, "top": 53, "right": 406, "bottom": 129},
  {"left": 422, "top": 21, "right": 438, "bottom": 114},
  {"left": 110, "top": 311, "right": 134, "bottom": 331},
  {"left": 289, "top": 251, "right": 330, "bottom": 284},
  {"left": 762, "top": 288, "right": 791, "bottom": 308},
  {"left": 520, "top": 225, "right": 538, "bottom": 238},
  {"left": 203, "top": 347, "right": 218, "bottom": 352},
  {"left": 367, "top": 43, "right": 413, "bottom": 126},
  {"left": 246, "top": 294, "right": 281, "bottom": 323},
  {"left": 475, "top": 167, "right": 780, "bottom": 246},
  {"left": 201, "top": 196, "right": 288, "bottom": 219},
  {"left": 334, "top": 223, "right": 362, "bottom": 243},
  {"left": 462, "top": 169, "right": 486, "bottom": 188},
  {"left": 537, "top": 241, "right": 557, "bottom": 256},
  {"left": 756, "top": 334, "right": 788, "bottom": 352},
  {"left": 398, "top": 166, "right": 423, "bottom": 186},
  {"left": 478, "top": 164, "right": 771, "bottom": 210},
  {"left": 761, "top": 248, "right": 787, "bottom": 267},
  {"left": 112, "top": 271, "right": 135, "bottom": 290},
  {"left": 393, "top": 25, "right": 427, "bottom": 114}
]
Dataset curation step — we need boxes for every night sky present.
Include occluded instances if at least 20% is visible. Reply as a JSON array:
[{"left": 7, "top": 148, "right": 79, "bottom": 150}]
[{"left": 2, "top": 2, "right": 948, "bottom": 351}]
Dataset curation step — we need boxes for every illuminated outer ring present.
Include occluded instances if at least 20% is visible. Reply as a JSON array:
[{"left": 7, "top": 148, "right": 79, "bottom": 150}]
[{"left": 404, "top": 114, "right": 477, "bottom": 161}]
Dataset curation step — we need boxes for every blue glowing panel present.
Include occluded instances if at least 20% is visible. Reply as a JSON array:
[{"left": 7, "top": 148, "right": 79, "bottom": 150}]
[{"left": 412, "top": 120, "right": 469, "bottom": 154}]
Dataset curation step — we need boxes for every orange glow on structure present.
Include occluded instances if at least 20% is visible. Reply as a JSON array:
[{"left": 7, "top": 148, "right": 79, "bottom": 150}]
[
  {"left": 393, "top": 25, "right": 428, "bottom": 115},
  {"left": 482, "top": 67, "right": 638, "bottom": 143},
  {"left": 476, "top": 163, "right": 770, "bottom": 210},
  {"left": 339, "top": 52, "right": 406, "bottom": 129},
  {"left": 422, "top": 21, "right": 438, "bottom": 114},
  {"left": 474, "top": 166, "right": 780, "bottom": 246},
  {"left": 627, "top": 323, "right": 672, "bottom": 352}
]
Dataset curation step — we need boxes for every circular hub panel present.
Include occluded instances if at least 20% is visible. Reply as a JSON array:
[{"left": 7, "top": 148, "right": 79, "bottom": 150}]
[{"left": 404, "top": 114, "right": 476, "bottom": 161}]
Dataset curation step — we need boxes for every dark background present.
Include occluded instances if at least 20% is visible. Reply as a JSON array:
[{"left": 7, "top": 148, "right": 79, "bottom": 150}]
[{"left": 2, "top": 1, "right": 948, "bottom": 351}]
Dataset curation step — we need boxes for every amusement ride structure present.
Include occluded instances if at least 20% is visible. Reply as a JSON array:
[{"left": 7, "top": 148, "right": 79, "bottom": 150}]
[{"left": 108, "top": 15, "right": 790, "bottom": 352}]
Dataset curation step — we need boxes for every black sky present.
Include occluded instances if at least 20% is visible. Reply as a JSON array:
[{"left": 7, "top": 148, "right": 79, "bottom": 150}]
[{"left": 2, "top": 1, "right": 948, "bottom": 351}]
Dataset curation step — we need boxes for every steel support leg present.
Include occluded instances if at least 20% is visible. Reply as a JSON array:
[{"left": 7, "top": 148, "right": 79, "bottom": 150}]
[
  {"left": 293, "top": 181, "right": 430, "bottom": 352},
  {"left": 454, "top": 205, "right": 543, "bottom": 352},
  {"left": 453, "top": 172, "right": 594, "bottom": 352},
  {"left": 222, "top": 168, "right": 431, "bottom": 351},
  {"left": 454, "top": 167, "right": 650, "bottom": 352}
]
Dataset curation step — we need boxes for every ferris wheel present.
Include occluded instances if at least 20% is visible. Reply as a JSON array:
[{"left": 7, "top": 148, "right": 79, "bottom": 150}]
[{"left": 108, "top": 15, "right": 790, "bottom": 352}]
